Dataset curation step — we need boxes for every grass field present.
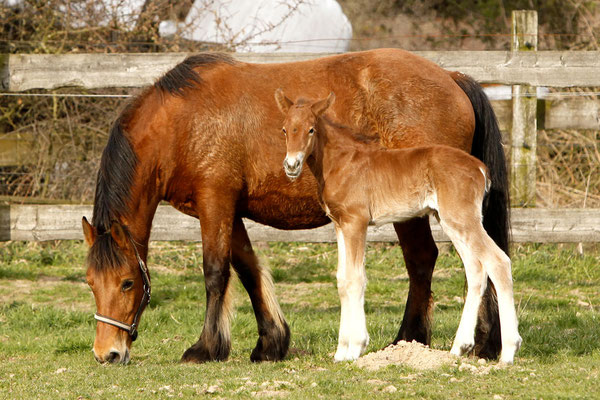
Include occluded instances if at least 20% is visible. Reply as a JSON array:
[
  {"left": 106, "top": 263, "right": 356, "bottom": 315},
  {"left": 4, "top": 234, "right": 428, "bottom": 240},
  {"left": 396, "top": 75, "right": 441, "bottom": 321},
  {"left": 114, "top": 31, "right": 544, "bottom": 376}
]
[{"left": 0, "top": 240, "right": 599, "bottom": 399}]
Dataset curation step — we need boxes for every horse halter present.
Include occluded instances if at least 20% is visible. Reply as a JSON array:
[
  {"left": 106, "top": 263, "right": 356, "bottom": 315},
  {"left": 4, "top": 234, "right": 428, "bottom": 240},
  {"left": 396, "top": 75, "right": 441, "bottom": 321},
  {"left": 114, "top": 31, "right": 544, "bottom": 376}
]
[{"left": 93, "top": 238, "right": 151, "bottom": 342}]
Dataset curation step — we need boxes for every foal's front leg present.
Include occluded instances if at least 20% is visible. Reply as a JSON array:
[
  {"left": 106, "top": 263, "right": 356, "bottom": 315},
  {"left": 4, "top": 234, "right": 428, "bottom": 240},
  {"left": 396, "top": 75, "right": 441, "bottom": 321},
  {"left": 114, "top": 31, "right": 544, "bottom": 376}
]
[{"left": 334, "top": 221, "right": 369, "bottom": 361}]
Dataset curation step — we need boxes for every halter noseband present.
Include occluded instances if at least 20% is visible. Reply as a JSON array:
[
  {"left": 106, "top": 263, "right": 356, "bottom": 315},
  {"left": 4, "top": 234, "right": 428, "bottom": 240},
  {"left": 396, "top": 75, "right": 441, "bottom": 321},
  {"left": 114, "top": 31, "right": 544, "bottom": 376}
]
[{"left": 93, "top": 237, "right": 151, "bottom": 342}]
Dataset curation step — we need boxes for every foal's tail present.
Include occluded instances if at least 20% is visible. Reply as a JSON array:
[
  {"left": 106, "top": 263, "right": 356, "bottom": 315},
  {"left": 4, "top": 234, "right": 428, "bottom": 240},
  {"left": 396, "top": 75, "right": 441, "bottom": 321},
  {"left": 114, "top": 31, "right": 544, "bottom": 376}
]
[{"left": 452, "top": 72, "right": 510, "bottom": 360}]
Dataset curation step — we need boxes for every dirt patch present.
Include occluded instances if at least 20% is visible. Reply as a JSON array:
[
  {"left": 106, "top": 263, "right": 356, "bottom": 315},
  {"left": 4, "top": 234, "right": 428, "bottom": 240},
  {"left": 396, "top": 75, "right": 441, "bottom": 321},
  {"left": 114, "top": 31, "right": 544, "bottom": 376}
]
[
  {"left": 0, "top": 279, "right": 92, "bottom": 312},
  {"left": 356, "top": 340, "right": 458, "bottom": 371}
]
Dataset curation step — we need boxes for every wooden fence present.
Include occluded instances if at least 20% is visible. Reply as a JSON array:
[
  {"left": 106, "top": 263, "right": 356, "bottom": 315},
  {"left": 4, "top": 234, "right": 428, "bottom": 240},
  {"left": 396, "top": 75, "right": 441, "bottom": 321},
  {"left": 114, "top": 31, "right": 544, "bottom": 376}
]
[{"left": 1, "top": 205, "right": 599, "bottom": 243}]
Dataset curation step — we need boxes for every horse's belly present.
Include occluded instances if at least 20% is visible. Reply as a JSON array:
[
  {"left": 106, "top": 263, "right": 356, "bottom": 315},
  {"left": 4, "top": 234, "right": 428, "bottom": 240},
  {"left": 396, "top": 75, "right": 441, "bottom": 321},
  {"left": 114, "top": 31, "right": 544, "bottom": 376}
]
[
  {"left": 243, "top": 196, "right": 330, "bottom": 229},
  {"left": 241, "top": 181, "right": 331, "bottom": 230}
]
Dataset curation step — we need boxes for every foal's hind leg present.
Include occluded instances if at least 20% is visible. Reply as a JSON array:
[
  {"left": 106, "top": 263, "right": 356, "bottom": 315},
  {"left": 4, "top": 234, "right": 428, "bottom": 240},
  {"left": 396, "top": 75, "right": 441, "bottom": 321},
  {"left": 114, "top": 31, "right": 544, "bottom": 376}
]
[
  {"left": 442, "top": 219, "right": 521, "bottom": 363},
  {"left": 334, "top": 220, "right": 369, "bottom": 361},
  {"left": 476, "top": 234, "right": 522, "bottom": 364},
  {"left": 231, "top": 217, "right": 290, "bottom": 362},
  {"left": 181, "top": 191, "right": 235, "bottom": 363},
  {"left": 442, "top": 226, "right": 488, "bottom": 357},
  {"left": 392, "top": 217, "right": 437, "bottom": 346}
]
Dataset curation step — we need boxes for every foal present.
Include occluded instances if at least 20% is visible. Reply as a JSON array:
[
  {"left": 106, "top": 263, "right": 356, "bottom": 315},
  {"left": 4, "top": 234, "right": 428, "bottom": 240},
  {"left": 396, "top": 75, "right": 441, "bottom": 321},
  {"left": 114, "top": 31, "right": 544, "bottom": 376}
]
[{"left": 274, "top": 89, "right": 521, "bottom": 364}]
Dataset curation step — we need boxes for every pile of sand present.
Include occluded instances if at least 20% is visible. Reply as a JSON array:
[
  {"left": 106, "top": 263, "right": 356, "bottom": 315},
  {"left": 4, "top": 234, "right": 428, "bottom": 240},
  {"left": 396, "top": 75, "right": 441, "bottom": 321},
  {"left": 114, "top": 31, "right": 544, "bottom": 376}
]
[{"left": 356, "top": 340, "right": 458, "bottom": 371}]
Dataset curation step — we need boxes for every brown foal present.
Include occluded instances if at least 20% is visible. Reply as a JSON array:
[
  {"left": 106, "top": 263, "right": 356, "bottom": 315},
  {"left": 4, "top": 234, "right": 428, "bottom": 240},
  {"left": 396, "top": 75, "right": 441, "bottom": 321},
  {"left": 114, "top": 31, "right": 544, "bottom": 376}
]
[{"left": 275, "top": 90, "right": 521, "bottom": 363}]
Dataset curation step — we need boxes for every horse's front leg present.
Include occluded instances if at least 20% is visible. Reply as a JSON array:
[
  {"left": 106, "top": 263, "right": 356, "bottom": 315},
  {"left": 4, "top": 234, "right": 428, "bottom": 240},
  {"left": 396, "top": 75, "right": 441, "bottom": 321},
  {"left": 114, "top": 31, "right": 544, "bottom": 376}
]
[
  {"left": 230, "top": 217, "right": 290, "bottom": 362},
  {"left": 181, "top": 192, "right": 235, "bottom": 363},
  {"left": 334, "top": 220, "right": 369, "bottom": 361}
]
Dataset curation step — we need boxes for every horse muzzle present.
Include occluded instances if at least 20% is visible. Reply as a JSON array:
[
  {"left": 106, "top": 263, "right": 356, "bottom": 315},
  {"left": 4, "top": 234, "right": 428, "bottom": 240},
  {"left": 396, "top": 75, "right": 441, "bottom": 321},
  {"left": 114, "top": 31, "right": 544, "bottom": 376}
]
[
  {"left": 93, "top": 346, "right": 130, "bottom": 365},
  {"left": 283, "top": 154, "right": 304, "bottom": 180}
]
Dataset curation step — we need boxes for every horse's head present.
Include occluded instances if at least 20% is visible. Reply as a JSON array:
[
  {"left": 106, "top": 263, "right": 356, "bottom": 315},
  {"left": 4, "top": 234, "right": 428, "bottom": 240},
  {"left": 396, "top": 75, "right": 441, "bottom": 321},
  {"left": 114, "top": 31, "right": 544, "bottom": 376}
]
[
  {"left": 274, "top": 89, "right": 335, "bottom": 180},
  {"left": 82, "top": 217, "right": 151, "bottom": 365}
]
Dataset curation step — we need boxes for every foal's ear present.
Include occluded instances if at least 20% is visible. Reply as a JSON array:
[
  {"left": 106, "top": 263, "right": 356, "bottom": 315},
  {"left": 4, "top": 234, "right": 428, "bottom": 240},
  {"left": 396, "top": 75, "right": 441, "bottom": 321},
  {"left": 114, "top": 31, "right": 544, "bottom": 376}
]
[
  {"left": 110, "top": 221, "right": 128, "bottom": 249},
  {"left": 82, "top": 217, "right": 96, "bottom": 247},
  {"left": 312, "top": 91, "right": 335, "bottom": 117},
  {"left": 274, "top": 88, "right": 294, "bottom": 114}
]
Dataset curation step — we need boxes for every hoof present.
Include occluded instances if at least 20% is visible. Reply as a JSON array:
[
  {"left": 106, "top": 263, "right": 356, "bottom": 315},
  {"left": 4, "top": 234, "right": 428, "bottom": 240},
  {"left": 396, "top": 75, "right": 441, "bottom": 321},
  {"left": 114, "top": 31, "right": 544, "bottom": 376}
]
[
  {"left": 450, "top": 340, "right": 475, "bottom": 357},
  {"left": 180, "top": 341, "right": 229, "bottom": 363},
  {"left": 250, "top": 323, "right": 290, "bottom": 362},
  {"left": 334, "top": 336, "right": 369, "bottom": 362},
  {"left": 394, "top": 319, "right": 430, "bottom": 347}
]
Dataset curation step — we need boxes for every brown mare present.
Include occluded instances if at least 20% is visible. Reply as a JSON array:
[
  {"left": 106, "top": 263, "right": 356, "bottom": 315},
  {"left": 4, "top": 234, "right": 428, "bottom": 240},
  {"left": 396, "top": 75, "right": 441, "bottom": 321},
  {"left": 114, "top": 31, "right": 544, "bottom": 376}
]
[
  {"left": 275, "top": 90, "right": 521, "bottom": 363},
  {"left": 82, "top": 49, "right": 510, "bottom": 364}
]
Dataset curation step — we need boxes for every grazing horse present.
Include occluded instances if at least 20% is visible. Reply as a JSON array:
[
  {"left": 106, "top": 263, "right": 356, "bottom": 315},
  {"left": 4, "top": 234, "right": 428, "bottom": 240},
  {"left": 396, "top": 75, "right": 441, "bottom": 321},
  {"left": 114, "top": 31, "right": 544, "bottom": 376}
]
[
  {"left": 82, "top": 48, "right": 509, "bottom": 364},
  {"left": 275, "top": 90, "right": 521, "bottom": 363}
]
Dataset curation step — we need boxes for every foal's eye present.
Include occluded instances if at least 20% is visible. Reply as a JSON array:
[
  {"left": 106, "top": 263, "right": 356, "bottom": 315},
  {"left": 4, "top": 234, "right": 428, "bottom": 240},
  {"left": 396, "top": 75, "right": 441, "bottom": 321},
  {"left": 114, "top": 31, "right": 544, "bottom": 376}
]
[
  {"left": 121, "top": 280, "right": 134, "bottom": 292},
  {"left": 308, "top": 127, "right": 315, "bottom": 135},
  {"left": 282, "top": 128, "right": 287, "bottom": 136}
]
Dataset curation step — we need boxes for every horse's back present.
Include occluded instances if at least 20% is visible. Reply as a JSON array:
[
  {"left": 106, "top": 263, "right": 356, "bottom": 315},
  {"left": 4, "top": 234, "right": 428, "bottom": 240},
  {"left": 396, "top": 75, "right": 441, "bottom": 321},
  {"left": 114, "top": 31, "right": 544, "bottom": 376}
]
[
  {"left": 173, "top": 49, "right": 474, "bottom": 149},
  {"left": 239, "top": 49, "right": 475, "bottom": 148}
]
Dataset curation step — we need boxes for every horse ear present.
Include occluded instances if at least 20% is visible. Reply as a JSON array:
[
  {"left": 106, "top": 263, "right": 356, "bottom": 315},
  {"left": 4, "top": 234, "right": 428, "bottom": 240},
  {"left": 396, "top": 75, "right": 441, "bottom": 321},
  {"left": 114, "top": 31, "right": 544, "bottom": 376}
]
[
  {"left": 312, "top": 91, "right": 335, "bottom": 117},
  {"left": 110, "top": 221, "right": 128, "bottom": 249},
  {"left": 82, "top": 217, "right": 96, "bottom": 247},
  {"left": 274, "top": 88, "right": 293, "bottom": 114}
]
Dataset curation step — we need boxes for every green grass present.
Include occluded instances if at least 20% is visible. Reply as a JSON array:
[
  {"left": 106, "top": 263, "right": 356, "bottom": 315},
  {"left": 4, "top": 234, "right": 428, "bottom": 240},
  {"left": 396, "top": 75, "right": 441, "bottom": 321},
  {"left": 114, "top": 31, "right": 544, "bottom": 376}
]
[{"left": 0, "top": 240, "right": 599, "bottom": 399}]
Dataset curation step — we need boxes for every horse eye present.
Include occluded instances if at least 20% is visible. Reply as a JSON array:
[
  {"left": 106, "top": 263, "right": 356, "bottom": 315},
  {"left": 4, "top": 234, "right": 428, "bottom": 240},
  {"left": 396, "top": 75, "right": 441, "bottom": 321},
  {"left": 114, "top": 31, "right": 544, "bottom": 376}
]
[
  {"left": 309, "top": 127, "right": 315, "bottom": 135},
  {"left": 121, "top": 280, "right": 134, "bottom": 292},
  {"left": 282, "top": 128, "right": 287, "bottom": 135}
]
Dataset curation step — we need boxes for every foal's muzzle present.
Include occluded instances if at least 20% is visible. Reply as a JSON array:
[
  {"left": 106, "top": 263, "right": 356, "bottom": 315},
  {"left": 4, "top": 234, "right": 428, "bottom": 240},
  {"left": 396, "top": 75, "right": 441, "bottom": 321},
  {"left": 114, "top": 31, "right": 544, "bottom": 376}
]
[{"left": 284, "top": 154, "right": 304, "bottom": 180}]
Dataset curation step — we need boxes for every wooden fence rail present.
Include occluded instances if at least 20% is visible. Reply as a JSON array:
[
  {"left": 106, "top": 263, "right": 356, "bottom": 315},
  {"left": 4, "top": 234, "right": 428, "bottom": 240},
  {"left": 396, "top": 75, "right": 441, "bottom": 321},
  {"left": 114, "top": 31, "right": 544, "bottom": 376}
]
[
  {"left": 1, "top": 205, "right": 599, "bottom": 243},
  {"left": 4, "top": 51, "right": 600, "bottom": 91}
]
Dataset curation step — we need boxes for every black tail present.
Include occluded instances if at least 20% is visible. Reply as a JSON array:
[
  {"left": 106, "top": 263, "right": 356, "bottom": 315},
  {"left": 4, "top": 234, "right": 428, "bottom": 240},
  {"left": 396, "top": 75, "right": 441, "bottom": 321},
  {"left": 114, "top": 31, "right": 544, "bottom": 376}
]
[{"left": 453, "top": 73, "right": 510, "bottom": 360}]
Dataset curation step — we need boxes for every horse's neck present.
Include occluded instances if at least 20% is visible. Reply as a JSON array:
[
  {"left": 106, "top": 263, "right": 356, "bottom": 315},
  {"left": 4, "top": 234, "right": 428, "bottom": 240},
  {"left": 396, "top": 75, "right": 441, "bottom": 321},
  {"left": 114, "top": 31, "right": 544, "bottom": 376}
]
[
  {"left": 124, "top": 178, "right": 161, "bottom": 256},
  {"left": 94, "top": 172, "right": 160, "bottom": 260}
]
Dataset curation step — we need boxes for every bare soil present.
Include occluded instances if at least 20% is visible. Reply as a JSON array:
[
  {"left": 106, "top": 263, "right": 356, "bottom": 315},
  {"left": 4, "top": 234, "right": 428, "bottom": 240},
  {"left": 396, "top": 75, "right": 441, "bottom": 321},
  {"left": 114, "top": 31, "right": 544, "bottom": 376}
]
[{"left": 356, "top": 340, "right": 458, "bottom": 371}]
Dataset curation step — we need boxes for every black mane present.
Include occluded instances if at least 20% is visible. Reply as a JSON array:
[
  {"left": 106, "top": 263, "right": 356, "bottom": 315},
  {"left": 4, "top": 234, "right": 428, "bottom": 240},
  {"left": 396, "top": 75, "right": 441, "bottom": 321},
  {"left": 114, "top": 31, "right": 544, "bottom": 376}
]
[
  {"left": 154, "top": 53, "right": 236, "bottom": 96},
  {"left": 91, "top": 113, "right": 138, "bottom": 235}
]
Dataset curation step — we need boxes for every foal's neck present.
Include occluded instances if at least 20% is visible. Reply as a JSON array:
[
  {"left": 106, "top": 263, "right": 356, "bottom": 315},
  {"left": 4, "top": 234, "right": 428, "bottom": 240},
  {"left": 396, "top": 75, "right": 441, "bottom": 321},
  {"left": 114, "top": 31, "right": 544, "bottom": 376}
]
[{"left": 309, "top": 117, "right": 372, "bottom": 182}]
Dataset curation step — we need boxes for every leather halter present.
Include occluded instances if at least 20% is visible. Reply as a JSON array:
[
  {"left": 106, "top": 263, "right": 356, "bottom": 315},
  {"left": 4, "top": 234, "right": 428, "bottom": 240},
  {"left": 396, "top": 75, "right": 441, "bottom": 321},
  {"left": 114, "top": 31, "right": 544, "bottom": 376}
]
[{"left": 93, "top": 238, "right": 151, "bottom": 342}]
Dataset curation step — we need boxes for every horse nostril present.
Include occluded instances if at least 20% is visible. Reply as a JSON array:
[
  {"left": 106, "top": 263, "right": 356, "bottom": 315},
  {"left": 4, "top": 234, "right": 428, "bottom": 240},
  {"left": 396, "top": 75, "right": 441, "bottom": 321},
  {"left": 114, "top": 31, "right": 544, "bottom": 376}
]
[{"left": 106, "top": 351, "right": 122, "bottom": 364}]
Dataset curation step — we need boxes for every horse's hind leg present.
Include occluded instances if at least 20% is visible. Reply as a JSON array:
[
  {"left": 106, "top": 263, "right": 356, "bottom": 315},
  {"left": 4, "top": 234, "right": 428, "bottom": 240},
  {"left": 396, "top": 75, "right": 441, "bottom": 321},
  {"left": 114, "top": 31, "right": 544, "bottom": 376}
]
[
  {"left": 231, "top": 217, "right": 290, "bottom": 362},
  {"left": 181, "top": 191, "right": 235, "bottom": 363},
  {"left": 392, "top": 217, "right": 437, "bottom": 345}
]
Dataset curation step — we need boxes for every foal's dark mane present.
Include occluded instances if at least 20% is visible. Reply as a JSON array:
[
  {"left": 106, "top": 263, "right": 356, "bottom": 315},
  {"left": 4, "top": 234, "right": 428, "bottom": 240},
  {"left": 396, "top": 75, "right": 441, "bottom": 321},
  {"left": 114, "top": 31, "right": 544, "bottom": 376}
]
[
  {"left": 89, "top": 53, "right": 236, "bottom": 270},
  {"left": 320, "top": 116, "right": 379, "bottom": 145},
  {"left": 291, "top": 97, "right": 379, "bottom": 145}
]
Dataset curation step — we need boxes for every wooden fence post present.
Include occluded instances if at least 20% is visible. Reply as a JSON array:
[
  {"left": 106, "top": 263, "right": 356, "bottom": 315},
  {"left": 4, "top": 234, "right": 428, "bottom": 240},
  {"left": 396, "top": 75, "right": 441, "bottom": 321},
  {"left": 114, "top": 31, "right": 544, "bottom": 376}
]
[{"left": 511, "top": 10, "right": 538, "bottom": 207}]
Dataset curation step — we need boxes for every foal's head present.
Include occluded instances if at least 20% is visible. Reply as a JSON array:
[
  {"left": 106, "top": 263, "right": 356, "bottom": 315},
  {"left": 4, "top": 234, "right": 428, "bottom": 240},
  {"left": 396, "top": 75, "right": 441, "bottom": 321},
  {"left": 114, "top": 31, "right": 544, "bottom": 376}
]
[
  {"left": 82, "top": 217, "right": 150, "bottom": 364},
  {"left": 274, "top": 89, "right": 335, "bottom": 180}
]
